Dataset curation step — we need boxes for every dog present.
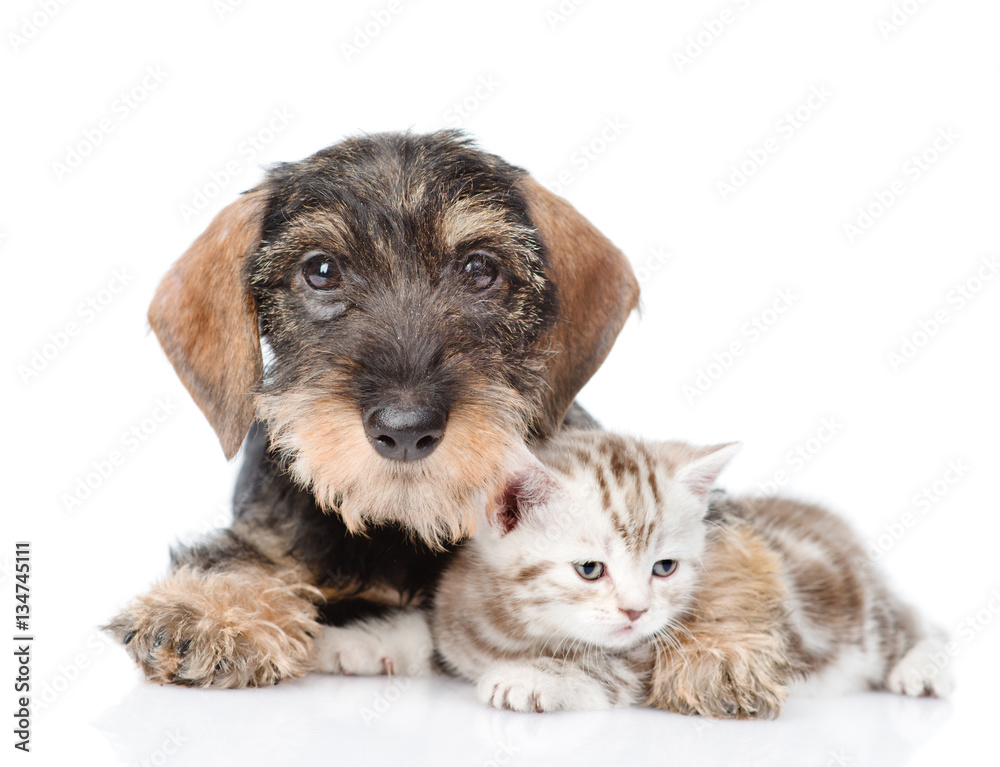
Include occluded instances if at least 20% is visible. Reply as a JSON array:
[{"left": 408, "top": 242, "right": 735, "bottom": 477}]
[
  {"left": 105, "top": 130, "right": 640, "bottom": 688},
  {"left": 106, "top": 130, "right": 790, "bottom": 717}
]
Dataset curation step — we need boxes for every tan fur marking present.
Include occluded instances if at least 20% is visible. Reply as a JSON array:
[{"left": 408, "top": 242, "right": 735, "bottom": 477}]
[
  {"left": 637, "top": 445, "right": 661, "bottom": 505},
  {"left": 316, "top": 584, "right": 412, "bottom": 607},
  {"left": 515, "top": 563, "right": 547, "bottom": 582},
  {"left": 439, "top": 199, "right": 544, "bottom": 285},
  {"left": 267, "top": 211, "right": 355, "bottom": 259},
  {"left": 593, "top": 463, "right": 613, "bottom": 511},
  {"left": 256, "top": 374, "right": 532, "bottom": 548},
  {"left": 608, "top": 507, "right": 631, "bottom": 545}
]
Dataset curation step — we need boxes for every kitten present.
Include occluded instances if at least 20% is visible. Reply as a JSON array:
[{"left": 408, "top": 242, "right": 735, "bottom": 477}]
[{"left": 315, "top": 430, "right": 952, "bottom": 713}]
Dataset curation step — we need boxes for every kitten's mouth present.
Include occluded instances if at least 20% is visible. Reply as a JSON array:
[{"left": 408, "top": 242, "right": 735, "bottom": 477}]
[
  {"left": 613, "top": 624, "right": 638, "bottom": 637},
  {"left": 611, "top": 622, "right": 657, "bottom": 644}
]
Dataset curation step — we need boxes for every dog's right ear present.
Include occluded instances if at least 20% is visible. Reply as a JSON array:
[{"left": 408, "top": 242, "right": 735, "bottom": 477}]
[{"left": 148, "top": 190, "right": 267, "bottom": 460}]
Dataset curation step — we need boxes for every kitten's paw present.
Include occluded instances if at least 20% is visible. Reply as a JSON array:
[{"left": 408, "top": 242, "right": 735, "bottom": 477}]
[
  {"left": 314, "top": 611, "right": 433, "bottom": 677},
  {"left": 887, "top": 638, "right": 954, "bottom": 697},
  {"left": 648, "top": 519, "right": 797, "bottom": 719},
  {"left": 649, "top": 633, "right": 792, "bottom": 719},
  {"left": 477, "top": 665, "right": 612, "bottom": 713}
]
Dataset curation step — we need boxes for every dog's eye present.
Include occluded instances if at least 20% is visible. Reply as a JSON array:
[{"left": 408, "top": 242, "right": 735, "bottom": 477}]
[
  {"left": 302, "top": 253, "right": 342, "bottom": 291},
  {"left": 459, "top": 252, "right": 502, "bottom": 291}
]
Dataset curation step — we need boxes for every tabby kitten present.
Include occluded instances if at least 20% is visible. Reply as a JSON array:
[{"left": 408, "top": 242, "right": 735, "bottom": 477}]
[{"left": 316, "top": 430, "right": 952, "bottom": 714}]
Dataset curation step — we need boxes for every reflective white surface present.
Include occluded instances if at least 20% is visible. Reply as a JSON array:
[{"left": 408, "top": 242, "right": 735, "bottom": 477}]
[{"left": 34, "top": 651, "right": 989, "bottom": 766}]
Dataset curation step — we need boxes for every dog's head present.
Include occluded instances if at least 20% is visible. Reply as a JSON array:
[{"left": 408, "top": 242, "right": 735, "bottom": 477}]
[{"left": 150, "top": 131, "right": 637, "bottom": 545}]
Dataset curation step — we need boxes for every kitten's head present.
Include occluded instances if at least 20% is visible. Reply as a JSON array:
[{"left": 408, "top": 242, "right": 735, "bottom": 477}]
[{"left": 478, "top": 432, "right": 740, "bottom": 651}]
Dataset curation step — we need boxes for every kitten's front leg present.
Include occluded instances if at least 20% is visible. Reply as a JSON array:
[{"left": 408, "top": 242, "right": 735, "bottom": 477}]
[
  {"left": 314, "top": 609, "right": 434, "bottom": 677},
  {"left": 649, "top": 518, "right": 800, "bottom": 719},
  {"left": 477, "top": 658, "right": 626, "bottom": 713}
]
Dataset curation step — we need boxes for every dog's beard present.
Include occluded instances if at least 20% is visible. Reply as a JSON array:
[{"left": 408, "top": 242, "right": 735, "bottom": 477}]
[{"left": 256, "top": 379, "right": 536, "bottom": 548}]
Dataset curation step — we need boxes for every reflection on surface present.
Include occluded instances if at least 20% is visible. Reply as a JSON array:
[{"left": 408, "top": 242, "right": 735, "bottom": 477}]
[{"left": 91, "top": 675, "right": 951, "bottom": 766}]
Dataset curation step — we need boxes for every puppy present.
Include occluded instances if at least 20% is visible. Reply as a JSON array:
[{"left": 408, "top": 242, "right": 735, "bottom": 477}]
[{"left": 106, "top": 130, "right": 640, "bottom": 688}]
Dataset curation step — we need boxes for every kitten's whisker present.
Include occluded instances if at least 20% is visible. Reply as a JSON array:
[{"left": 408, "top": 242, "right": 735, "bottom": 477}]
[{"left": 648, "top": 627, "right": 691, "bottom": 675}]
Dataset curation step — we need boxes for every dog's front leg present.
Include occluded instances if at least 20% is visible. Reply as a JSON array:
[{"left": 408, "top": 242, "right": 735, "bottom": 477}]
[{"left": 104, "top": 527, "right": 323, "bottom": 688}]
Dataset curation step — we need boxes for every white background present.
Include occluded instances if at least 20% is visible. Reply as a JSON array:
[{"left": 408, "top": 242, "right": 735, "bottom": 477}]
[{"left": 3, "top": 0, "right": 998, "bottom": 765}]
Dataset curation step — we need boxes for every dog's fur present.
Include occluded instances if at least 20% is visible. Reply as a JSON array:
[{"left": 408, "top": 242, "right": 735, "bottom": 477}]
[{"left": 106, "top": 130, "right": 790, "bottom": 716}]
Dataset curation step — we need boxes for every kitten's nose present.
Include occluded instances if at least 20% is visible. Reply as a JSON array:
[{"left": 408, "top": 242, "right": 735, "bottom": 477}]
[{"left": 620, "top": 608, "right": 647, "bottom": 622}]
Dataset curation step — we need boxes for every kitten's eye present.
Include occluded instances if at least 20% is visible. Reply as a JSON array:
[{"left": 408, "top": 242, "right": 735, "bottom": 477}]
[
  {"left": 458, "top": 251, "right": 502, "bottom": 291},
  {"left": 574, "top": 561, "right": 605, "bottom": 581},
  {"left": 652, "top": 560, "right": 678, "bottom": 578},
  {"left": 302, "top": 252, "right": 342, "bottom": 291}
]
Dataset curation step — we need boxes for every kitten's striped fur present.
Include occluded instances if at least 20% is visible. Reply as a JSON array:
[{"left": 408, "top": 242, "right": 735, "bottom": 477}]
[{"left": 316, "top": 429, "right": 952, "bottom": 715}]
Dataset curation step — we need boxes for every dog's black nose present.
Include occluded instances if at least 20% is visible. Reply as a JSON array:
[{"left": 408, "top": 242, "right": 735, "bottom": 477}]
[{"left": 364, "top": 405, "right": 447, "bottom": 462}]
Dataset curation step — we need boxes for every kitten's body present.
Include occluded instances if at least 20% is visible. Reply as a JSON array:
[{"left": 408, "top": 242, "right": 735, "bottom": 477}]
[{"left": 316, "top": 430, "right": 951, "bottom": 713}]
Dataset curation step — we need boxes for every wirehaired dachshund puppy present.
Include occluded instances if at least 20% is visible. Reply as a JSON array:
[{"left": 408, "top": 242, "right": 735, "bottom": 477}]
[{"left": 107, "top": 130, "right": 792, "bottom": 718}]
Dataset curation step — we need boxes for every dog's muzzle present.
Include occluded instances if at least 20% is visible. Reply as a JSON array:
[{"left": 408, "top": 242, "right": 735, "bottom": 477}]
[{"left": 363, "top": 404, "right": 447, "bottom": 462}]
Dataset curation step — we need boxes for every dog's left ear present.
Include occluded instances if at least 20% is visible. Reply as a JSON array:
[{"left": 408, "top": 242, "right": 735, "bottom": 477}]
[
  {"left": 519, "top": 177, "right": 639, "bottom": 435},
  {"left": 148, "top": 190, "right": 267, "bottom": 459}
]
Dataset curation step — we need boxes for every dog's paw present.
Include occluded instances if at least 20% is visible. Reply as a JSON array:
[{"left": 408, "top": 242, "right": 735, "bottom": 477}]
[
  {"left": 105, "top": 566, "right": 320, "bottom": 688},
  {"left": 477, "top": 664, "right": 612, "bottom": 713},
  {"left": 886, "top": 638, "right": 954, "bottom": 698}
]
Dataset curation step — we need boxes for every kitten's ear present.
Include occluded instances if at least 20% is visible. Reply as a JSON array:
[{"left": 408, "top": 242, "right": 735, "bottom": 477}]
[
  {"left": 674, "top": 442, "right": 742, "bottom": 499},
  {"left": 490, "top": 461, "right": 559, "bottom": 535}
]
